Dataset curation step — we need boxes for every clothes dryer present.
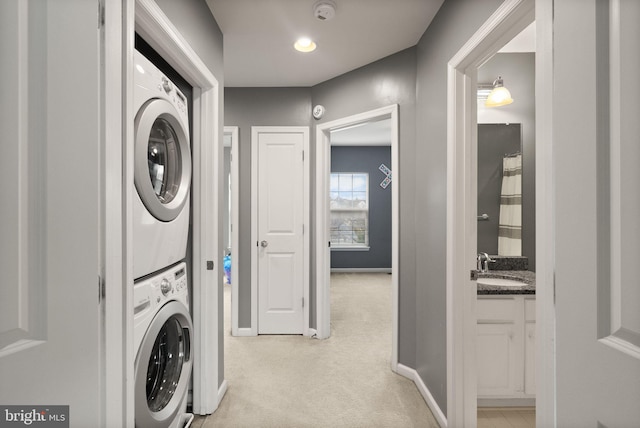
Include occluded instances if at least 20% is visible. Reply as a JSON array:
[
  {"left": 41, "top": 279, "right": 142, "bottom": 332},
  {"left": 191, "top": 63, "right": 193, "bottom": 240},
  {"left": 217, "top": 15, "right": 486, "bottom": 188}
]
[
  {"left": 133, "top": 50, "right": 191, "bottom": 280},
  {"left": 134, "top": 262, "right": 192, "bottom": 428}
]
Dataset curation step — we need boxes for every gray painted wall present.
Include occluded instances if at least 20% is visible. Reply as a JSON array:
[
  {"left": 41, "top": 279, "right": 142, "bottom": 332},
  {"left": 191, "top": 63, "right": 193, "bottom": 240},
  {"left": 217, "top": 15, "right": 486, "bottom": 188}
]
[
  {"left": 154, "top": 0, "right": 226, "bottom": 388},
  {"left": 224, "top": 88, "right": 312, "bottom": 327},
  {"left": 331, "top": 146, "right": 392, "bottom": 270},
  {"left": 312, "top": 47, "right": 418, "bottom": 366},
  {"left": 478, "top": 53, "right": 536, "bottom": 270},
  {"left": 222, "top": 1, "right": 513, "bottom": 415},
  {"left": 225, "top": 50, "right": 417, "bottom": 359},
  {"left": 477, "top": 124, "right": 522, "bottom": 257},
  {"left": 415, "top": 0, "right": 504, "bottom": 414}
]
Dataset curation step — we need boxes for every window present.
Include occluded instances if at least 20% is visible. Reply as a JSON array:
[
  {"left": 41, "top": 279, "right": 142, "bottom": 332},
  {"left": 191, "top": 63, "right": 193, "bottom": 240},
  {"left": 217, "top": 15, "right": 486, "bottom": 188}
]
[{"left": 330, "top": 173, "right": 369, "bottom": 248}]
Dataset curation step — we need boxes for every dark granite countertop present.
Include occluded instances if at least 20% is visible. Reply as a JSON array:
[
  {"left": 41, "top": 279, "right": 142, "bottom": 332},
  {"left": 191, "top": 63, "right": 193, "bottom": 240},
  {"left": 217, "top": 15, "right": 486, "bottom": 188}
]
[{"left": 477, "top": 270, "right": 536, "bottom": 295}]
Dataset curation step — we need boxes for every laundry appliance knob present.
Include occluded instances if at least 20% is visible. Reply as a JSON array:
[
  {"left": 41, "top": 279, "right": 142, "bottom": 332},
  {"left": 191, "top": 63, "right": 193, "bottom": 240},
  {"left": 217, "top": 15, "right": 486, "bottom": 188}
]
[{"left": 160, "top": 278, "right": 172, "bottom": 296}]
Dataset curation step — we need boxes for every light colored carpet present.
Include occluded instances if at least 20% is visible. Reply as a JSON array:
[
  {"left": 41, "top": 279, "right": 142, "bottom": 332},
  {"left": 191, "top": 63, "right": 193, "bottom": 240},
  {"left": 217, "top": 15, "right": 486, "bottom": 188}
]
[{"left": 192, "top": 273, "right": 439, "bottom": 428}]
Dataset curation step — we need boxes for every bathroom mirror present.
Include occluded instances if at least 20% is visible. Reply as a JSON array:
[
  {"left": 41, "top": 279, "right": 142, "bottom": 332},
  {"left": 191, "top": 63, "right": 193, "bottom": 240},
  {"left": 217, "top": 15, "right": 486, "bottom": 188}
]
[
  {"left": 477, "top": 51, "right": 536, "bottom": 270},
  {"left": 477, "top": 123, "right": 522, "bottom": 257}
]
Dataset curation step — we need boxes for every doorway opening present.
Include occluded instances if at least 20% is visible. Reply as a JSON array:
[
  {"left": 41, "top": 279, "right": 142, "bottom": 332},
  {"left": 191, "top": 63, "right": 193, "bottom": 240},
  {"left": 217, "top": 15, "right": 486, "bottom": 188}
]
[
  {"left": 223, "top": 127, "right": 240, "bottom": 336},
  {"left": 315, "top": 104, "right": 399, "bottom": 370},
  {"left": 446, "top": 0, "right": 555, "bottom": 427},
  {"left": 476, "top": 22, "right": 536, "bottom": 425}
]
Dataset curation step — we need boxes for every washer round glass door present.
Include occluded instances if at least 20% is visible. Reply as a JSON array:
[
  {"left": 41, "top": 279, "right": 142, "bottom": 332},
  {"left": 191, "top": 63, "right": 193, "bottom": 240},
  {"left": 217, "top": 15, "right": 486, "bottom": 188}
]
[
  {"left": 135, "top": 301, "right": 192, "bottom": 428},
  {"left": 135, "top": 99, "right": 191, "bottom": 222}
]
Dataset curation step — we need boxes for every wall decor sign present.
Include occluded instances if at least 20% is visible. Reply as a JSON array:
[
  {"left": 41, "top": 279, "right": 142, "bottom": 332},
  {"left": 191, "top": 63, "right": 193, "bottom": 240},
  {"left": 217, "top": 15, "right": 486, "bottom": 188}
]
[{"left": 379, "top": 163, "right": 392, "bottom": 189}]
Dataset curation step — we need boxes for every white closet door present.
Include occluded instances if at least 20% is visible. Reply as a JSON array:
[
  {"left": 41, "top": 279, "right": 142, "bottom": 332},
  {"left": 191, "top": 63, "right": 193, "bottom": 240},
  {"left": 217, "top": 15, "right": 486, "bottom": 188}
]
[
  {"left": 255, "top": 128, "right": 306, "bottom": 334},
  {"left": 554, "top": 1, "right": 640, "bottom": 426},
  {"left": 0, "top": 0, "right": 102, "bottom": 425}
]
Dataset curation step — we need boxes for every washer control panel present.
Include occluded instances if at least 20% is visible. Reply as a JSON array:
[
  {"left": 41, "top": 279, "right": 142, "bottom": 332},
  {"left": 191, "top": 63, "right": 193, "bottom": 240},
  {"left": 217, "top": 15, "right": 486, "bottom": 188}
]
[
  {"left": 133, "top": 262, "right": 189, "bottom": 317},
  {"left": 157, "top": 75, "right": 187, "bottom": 118}
]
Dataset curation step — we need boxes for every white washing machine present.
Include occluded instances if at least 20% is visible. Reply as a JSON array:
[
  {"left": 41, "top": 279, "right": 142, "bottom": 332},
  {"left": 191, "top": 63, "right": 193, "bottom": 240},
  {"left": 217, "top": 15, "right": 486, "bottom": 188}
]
[
  {"left": 133, "top": 50, "right": 191, "bottom": 280},
  {"left": 134, "top": 262, "right": 193, "bottom": 428}
]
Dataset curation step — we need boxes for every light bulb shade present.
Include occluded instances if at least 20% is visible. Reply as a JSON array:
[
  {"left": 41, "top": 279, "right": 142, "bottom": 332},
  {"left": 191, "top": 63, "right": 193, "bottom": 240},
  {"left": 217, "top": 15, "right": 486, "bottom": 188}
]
[
  {"left": 294, "top": 38, "right": 317, "bottom": 52},
  {"left": 485, "top": 86, "right": 514, "bottom": 107},
  {"left": 485, "top": 77, "right": 514, "bottom": 107}
]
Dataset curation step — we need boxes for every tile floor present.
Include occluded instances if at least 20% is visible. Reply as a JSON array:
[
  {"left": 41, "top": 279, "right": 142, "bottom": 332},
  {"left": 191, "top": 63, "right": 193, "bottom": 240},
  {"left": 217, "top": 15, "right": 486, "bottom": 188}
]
[{"left": 477, "top": 407, "right": 535, "bottom": 428}]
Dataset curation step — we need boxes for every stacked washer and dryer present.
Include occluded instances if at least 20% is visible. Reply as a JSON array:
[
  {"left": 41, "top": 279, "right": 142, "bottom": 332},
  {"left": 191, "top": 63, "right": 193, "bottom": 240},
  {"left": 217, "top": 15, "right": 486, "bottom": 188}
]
[{"left": 133, "top": 50, "right": 194, "bottom": 428}]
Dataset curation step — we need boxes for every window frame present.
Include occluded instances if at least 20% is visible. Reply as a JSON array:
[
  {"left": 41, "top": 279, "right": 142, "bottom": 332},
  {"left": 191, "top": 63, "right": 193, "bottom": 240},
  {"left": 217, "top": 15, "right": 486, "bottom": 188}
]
[{"left": 329, "top": 172, "right": 370, "bottom": 250}]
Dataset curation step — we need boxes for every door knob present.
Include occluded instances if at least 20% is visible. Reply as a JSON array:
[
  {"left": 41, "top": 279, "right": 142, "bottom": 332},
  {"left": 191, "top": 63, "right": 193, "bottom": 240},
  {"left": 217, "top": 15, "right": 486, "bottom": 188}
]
[{"left": 261, "top": 240, "right": 268, "bottom": 248}]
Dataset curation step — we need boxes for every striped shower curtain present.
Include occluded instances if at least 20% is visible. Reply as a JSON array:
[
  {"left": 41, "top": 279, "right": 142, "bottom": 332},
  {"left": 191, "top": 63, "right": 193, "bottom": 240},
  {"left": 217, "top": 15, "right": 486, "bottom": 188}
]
[{"left": 498, "top": 153, "right": 522, "bottom": 255}]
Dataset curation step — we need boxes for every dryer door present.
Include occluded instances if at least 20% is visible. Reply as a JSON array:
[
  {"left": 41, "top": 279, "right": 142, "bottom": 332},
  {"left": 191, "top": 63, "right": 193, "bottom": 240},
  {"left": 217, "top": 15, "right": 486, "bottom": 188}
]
[
  {"left": 135, "top": 301, "right": 192, "bottom": 428},
  {"left": 135, "top": 99, "right": 191, "bottom": 222}
]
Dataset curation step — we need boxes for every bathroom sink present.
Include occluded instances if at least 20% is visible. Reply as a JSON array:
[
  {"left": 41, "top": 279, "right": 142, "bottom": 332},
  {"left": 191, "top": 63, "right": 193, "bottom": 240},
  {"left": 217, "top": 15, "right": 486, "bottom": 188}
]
[{"left": 477, "top": 277, "right": 527, "bottom": 287}]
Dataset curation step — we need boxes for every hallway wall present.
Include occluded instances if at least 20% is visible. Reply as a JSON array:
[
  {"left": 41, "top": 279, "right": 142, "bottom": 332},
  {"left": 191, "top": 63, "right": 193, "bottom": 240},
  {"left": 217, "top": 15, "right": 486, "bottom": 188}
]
[
  {"left": 222, "top": 1, "right": 508, "bottom": 416},
  {"left": 311, "top": 47, "right": 418, "bottom": 366},
  {"left": 224, "top": 50, "right": 416, "bottom": 357},
  {"left": 414, "top": 0, "right": 504, "bottom": 414},
  {"left": 224, "top": 87, "right": 312, "bottom": 328}
]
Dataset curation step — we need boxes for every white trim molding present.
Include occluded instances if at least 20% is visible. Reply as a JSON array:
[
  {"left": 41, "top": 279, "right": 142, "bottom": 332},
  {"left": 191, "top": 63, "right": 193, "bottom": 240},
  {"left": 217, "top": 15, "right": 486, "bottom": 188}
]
[
  {"left": 224, "top": 127, "right": 241, "bottom": 337},
  {"left": 534, "top": 0, "right": 557, "bottom": 426},
  {"left": 314, "top": 104, "right": 399, "bottom": 371},
  {"left": 446, "top": 0, "right": 536, "bottom": 427},
  {"left": 217, "top": 380, "right": 228, "bottom": 407},
  {"left": 396, "top": 364, "right": 447, "bottom": 428},
  {"left": 235, "top": 328, "right": 254, "bottom": 337},
  {"left": 103, "top": 0, "right": 133, "bottom": 425},
  {"left": 135, "top": 0, "right": 222, "bottom": 415}
]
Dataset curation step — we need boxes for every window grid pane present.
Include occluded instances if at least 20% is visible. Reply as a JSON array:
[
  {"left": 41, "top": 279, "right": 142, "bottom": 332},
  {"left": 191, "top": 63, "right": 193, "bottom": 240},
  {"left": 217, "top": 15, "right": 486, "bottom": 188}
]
[{"left": 330, "top": 173, "right": 369, "bottom": 246}]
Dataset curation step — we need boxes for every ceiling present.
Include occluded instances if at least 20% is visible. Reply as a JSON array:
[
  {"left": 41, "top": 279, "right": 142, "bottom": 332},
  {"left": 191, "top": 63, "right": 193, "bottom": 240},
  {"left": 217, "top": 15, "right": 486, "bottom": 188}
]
[
  {"left": 499, "top": 22, "right": 535, "bottom": 53},
  {"left": 330, "top": 118, "right": 391, "bottom": 146},
  {"left": 205, "top": 0, "right": 445, "bottom": 87}
]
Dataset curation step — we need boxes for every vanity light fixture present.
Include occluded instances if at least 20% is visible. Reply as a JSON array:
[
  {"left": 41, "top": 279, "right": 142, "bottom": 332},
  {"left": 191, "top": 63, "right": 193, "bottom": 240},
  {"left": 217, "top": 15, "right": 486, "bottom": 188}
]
[
  {"left": 485, "top": 76, "right": 514, "bottom": 107},
  {"left": 294, "top": 37, "right": 317, "bottom": 53}
]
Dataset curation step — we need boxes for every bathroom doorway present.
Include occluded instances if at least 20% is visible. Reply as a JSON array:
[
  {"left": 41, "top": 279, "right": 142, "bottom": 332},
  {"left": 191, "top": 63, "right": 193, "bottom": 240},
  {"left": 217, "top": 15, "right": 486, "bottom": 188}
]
[
  {"left": 444, "top": 0, "right": 556, "bottom": 426},
  {"left": 475, "top": 23, "right": 537, "bottom": 426}
]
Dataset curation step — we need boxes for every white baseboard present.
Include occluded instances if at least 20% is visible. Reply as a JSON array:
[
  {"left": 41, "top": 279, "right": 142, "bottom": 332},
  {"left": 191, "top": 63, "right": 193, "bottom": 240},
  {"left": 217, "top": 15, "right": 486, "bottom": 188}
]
[
  {"left": 478, "top": 397, "right": 535, "bottom": 407},
  {"left": 330, "top": 268, "right": 392, "bottom": 273},
  {"left": 217, "top": 379, "right": 228, "bottom": 407},
  {"left": 396, "top": 363, "right": 447, "bottom": 428},
  {"left": 234, "top": 327, "right": 255, "bottom": 337},
  {"left": 307, "top": 328, "right": 318, "bottom": 338}
]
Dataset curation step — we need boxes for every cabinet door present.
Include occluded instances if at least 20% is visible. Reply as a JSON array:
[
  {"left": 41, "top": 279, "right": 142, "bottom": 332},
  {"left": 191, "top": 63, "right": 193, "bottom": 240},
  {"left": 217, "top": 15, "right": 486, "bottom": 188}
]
[
  {"left": 477, "top": 323, "right": 521, "bottom": 396},
  {"left": 524, "top": 322, "right": 536, "bottom": 395}
]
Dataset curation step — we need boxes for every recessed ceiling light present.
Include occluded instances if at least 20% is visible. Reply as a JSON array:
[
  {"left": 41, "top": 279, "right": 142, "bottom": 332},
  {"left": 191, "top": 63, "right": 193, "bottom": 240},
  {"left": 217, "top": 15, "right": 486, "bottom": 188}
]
[{"left": 294, "top": 37, "right": 317, "bottom": 53}]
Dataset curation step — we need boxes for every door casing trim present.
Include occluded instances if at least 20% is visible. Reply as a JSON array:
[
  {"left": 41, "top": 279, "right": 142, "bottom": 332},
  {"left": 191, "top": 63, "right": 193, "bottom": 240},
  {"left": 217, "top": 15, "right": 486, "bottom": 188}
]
[{"left": 224, "top": 127, "right": 240, "bottom": 336}]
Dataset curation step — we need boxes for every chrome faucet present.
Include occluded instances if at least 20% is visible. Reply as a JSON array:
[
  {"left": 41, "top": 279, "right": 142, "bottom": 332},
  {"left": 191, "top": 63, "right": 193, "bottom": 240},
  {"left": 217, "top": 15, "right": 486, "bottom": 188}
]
[{"left": 477, "top": 252, "right": 495, "bottom": 273}]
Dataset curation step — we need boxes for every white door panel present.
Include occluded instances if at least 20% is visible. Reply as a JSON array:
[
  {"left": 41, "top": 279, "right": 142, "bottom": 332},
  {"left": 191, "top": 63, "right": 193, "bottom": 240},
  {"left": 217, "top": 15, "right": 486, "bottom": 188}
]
[
  {"left": 555, "top": 0, "right": 640, "bottom": 425},
  {"left": 256, "top": 129, "right": 307, "bottom": 334},
  {"left": 0, "top": 0, "right": 102, "bottom": 425}
]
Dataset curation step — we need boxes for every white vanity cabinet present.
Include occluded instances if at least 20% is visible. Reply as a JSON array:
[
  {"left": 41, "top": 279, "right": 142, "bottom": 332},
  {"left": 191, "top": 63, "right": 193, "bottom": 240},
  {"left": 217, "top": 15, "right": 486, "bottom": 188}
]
[
  {"left": 477, "top": 295, "right": 536, "bottom": 403},
  {"left": 524, "top": 297, "right": 536, "bottom": 396}
]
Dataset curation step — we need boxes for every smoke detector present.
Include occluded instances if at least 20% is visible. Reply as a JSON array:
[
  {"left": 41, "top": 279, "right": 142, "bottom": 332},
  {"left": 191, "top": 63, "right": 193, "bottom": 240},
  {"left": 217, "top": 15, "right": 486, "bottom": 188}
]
[{"left": 314, "top": 1, "right": 337, "bottom": 21}]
